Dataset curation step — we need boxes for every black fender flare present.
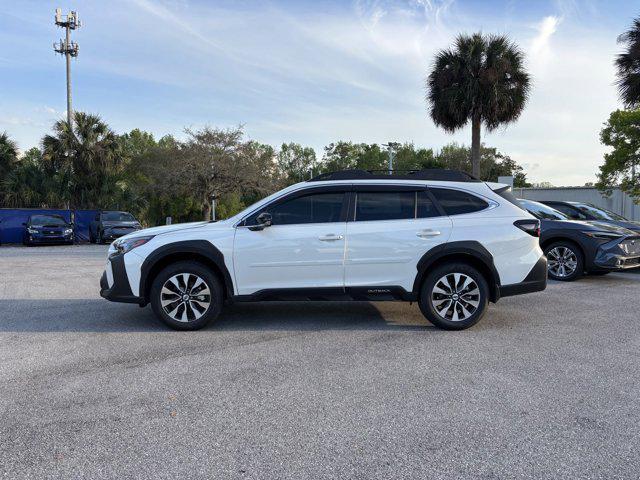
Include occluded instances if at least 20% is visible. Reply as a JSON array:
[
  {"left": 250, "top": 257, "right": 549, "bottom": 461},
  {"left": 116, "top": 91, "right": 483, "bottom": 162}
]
[
  {"left": 139, "top": 240, "right": 235, "bottom": 302},
  {"left": 412, "top": 241, "right": 501, "bottom": 302}
]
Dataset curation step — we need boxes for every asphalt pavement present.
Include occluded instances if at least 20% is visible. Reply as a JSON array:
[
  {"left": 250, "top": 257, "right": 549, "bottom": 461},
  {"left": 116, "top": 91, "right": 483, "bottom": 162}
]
[{"left": 1, "top": 245, "right": 639, "bottom": 479}]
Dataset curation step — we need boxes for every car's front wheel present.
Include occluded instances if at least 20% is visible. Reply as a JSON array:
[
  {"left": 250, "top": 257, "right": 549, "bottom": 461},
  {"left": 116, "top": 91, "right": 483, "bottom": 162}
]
[
  {"left": 150, "top": 261, "right": 223, "bottom": 330},
  {"left": 418, "top": 263, "right": 489, "bottom": 330},
  {"left": 544, "top": 241, "right": 584, "bottom": 281}
]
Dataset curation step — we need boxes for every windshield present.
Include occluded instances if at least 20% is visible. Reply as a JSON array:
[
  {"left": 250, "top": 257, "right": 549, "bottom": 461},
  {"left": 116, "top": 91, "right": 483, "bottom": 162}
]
[
  {"left": 102, "top": 212, "right": 135, "bottom": 222},
  {"left": 519, "top": 199, "right": 569, "bottom": 221},
  {"left": 574, "top": 203, "right": 627, "bottom": 221},
  {"left": 30, "top": 214, "right": 67, "bottom": 226}
]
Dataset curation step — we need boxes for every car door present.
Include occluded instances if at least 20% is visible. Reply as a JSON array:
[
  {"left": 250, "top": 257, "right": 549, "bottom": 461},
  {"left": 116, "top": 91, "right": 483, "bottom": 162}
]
[
  {"left": 233, "top": 186, "right": 349, "bottom": 295},
  {"left": 344, "top": 186, "right": 452, "bottom": 292}
]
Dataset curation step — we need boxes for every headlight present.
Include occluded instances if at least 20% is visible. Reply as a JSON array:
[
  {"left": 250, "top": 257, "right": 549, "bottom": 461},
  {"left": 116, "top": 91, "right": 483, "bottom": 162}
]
[
  {"left": 582, "top": 231, "right": 623, "bottom": 240},
  {"left": 112, "top": 235, "right": 154, "bottom": 256},
  {"left": 27, "top": 227, "right": 38, "bottom": 234},
  {"left": 64, "top": 228, "right": 73, "bottom": 235}
]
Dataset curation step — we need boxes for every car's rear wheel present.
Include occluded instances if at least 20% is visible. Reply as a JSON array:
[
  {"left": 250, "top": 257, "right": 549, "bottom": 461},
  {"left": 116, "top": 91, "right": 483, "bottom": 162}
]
[
  {"left": 150, "top": 261, "right": 223, "bottom": 331},
  {"left": 418, "top": 263, "right": 489, "bottom": 330},
  {"left": 544, "top": 241, "right": 584, "bottom": 281}
]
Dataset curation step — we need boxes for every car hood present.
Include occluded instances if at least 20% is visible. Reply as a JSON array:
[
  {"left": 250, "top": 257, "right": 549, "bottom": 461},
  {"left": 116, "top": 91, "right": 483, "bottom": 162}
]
[
  {"left": 541, "top": 219, "right": 638, "bottom": 236},
  {"left": 114, "top": 220, "right": 234, "bottom": 241}
]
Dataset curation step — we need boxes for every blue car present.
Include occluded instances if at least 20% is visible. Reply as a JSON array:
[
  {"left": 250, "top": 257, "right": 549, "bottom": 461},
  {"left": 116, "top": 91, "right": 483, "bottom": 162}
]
[{"left": 23, "top": 214, "right": 74, "bottom": 246}]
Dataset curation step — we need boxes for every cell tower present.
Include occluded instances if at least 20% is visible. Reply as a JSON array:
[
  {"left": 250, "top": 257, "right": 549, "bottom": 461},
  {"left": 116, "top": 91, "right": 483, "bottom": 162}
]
[{"left": 53, "top": 8, "right": 81, "bottom": 128}]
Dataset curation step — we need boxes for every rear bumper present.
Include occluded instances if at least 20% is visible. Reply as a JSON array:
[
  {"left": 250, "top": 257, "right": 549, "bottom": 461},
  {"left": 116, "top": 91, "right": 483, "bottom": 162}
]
[
  {"left": 499, "top": 255, "right": 547, "bottom": 298},
  {"left": 99, "top": 253, "right": 145, "bottom": 305}
]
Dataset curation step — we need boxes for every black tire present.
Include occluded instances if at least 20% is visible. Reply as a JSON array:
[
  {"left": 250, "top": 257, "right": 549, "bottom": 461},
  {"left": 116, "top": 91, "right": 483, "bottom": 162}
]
[
  {"left": 89, "top": 231, "right": 96, "bottom": 244},
  {"left": 150, "top": 261, "right": 224, "bottom": 331},
  {"left": 544, "top": 241, "right": 584, "bottom": 282},
  {"left": 418, "top": 262, "right": 489, "bottom": 330}
]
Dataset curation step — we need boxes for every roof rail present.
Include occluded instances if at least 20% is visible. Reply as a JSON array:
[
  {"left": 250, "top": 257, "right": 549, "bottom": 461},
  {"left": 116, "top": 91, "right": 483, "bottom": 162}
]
[{"left": 308, "top": 169, "right": 480, "bottom": 182}]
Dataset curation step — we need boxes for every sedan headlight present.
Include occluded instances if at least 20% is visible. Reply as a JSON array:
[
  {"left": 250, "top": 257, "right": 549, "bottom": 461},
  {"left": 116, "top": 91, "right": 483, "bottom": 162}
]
[
  {"left": 27, "top": 227, "right": 38, "bottom": 234},
  {"left": 582, "top": 231, "right": 623, "bottom": 240},
  {"left": 64, "top": 228, "right": 73, "bottom": 235},
  {"left": 112, "top": 235, "right": 154, "bottom": 256}
]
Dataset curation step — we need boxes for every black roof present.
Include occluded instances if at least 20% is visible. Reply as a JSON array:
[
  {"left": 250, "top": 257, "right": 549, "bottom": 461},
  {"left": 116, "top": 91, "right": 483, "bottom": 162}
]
[{"left": 308, "top": 169, "right": 480, "bottom": 182}]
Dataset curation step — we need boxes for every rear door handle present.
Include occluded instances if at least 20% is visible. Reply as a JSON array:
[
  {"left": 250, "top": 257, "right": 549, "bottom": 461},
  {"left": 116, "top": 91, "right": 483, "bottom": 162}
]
[
  {"left": 417, "top": 229, "right": 441, "bottom": 238},
  {"left": 318, "top": 234, "right": 344, "bottom": 241}
]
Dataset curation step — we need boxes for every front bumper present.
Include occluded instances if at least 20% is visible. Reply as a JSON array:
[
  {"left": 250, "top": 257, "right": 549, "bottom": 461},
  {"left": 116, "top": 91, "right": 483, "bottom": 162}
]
[
  {"left": 498, "top": 255, "right": 548, "bottom": 298},
  {"left": 102, "top": 228, "right": 139, "bottom": 241},
  {"left": 28, "top": 234, "right": 73, "bottom": 243},
  {"left": 99, "top": 253, "right": 145, "bottom": 305},
  {"left": 593, "top": 239, "right": 640, "bottom": 270}
]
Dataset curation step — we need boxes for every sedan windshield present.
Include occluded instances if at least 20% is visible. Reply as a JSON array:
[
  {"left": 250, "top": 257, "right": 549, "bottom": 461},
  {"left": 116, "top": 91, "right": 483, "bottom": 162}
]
[
  {"left": 102, "top": 212, "right": 135, "bottom": 222},
  {"left": 30, "top": 215, "right": 67, "bottom": 226},
  {"left": 574, "top": 203, "right": 627, "bottom": 221},
  {"left": 519, "top": 199, "right": 569, "bottom": 221}
]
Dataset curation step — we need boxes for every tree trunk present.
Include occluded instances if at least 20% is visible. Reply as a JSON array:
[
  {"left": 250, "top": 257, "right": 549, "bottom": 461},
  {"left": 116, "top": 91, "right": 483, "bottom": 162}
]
[
  {"left": 202, "top": 197, "right": 211, "bottom": 221},
  {"left": 471, "top": 115, "right": 481, "bottom": 179}
]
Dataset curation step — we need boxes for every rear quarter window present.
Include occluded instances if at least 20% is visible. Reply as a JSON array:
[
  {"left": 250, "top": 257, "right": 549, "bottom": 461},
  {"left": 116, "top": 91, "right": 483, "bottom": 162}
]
[{"left": 430, "top": 188, "right": 489, "bottom": 216}]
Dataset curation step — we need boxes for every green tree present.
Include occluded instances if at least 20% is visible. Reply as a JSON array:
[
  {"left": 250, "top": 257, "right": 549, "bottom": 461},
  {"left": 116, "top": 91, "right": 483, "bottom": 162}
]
[
  {"left": 615, "top": 17, "right": 640, "bottom": 108},
  {"left": 596, "top": 109, "right": 640, "bottom": 199},
  {"left": 42, "top": 112, "right": 122, "bottom": 208},
  {"left": 0, "top": 132, "right": 18, "bottom": 182},
  {"left": 277, "top": 143, "right": 316, "bottom": 184},
  {"left": 320, "top": 142, "right": 387, "bottom": 173},
  {"left": 426, "top": 33, "right": 531, "bottom": 178}
]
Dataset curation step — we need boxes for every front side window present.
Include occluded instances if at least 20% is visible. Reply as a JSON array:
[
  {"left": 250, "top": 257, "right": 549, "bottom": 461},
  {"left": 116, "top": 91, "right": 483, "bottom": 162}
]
[
  {"left": 430, "top": 188, "right": 489, "bottom": 215},
  {"left": 355, "top": 191, "right": 415, "bottom": 221},
  {"left": 249, "top": 192, "right": 345, "bottom": 226},
  {"left": 549, "top": 203, "right": 587, "bottom": 220}
]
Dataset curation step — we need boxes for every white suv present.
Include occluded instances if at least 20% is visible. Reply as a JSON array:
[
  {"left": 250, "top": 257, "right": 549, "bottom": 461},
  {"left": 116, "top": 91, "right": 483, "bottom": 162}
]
[{"left": 100, "top": 169, "right": 546, "bottom": 330}]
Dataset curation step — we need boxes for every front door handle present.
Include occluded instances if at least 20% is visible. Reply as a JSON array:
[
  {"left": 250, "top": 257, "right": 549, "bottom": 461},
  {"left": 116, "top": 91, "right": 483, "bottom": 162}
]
[
  {"left": 417, "top": 229, "right": 441, "bottom": 238},
  {"left": 318, "top": 234, "right": 344, "bottom": 241}
]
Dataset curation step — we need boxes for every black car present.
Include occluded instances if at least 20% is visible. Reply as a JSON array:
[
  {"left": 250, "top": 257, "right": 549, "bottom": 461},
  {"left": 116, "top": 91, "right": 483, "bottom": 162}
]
[
  {"left": 519, "top": 199, "right": 640, "bottom": 281},
  {"left": 23, "top": 214, "right": 74, "bottom": 246},
  {"left": 540, "top": 200, "right": 640, "bottom": 233},
  {"left": 89, "top": 211, "right": 142, "bottom": 244}
]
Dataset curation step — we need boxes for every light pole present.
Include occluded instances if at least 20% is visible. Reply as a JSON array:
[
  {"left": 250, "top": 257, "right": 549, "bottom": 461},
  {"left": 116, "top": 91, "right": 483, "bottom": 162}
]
[
  {"left": 53, "top": 8, "right": 81, "bottom": 128},
  {"left": 382, "top": 142, "right": 400, "bottom": 174}
]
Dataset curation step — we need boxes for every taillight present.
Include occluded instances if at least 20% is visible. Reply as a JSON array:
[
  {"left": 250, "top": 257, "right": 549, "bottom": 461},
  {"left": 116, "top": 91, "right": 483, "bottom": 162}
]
[{"left": 514, "top": 219, "right": 540, "bottom": 237}]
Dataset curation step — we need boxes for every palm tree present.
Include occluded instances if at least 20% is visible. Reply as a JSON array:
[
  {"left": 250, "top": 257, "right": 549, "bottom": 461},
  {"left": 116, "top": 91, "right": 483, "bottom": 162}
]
[
  {"left": 427, "top": 33, "right": 530, "bottom": 178},
  {"left": 0, "top": 131, "right": 18, "bottom": 179},
  {"left": 42, "top": 112, "right": 121, "bottom": 208},
  {"left": 615, "top": 17, "right": 640, "bottom": 108}
]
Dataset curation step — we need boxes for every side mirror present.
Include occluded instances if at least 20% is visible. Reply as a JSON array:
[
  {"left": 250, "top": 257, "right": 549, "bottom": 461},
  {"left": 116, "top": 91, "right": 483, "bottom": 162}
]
[{"left": 248, "top": 212, "right": 272, "bottom": 231}]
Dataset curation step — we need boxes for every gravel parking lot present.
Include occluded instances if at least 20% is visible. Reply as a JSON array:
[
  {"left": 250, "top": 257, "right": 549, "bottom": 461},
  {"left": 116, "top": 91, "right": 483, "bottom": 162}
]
[{"left": 1, "top": 245, "right": 639, "bottom": 479}]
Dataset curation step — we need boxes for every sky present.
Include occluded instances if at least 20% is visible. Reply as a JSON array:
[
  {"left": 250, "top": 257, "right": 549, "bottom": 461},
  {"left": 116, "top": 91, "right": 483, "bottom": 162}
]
[{"left": 0, "top": 0, "right": 637, "bottom": 185}]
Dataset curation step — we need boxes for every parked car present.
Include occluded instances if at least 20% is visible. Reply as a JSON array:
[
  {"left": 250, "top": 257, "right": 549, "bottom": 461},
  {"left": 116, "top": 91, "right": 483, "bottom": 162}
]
[
  {"left": 23, "top": 214, "right": 74, "bottom": 246},
  {"left": 100, "top": 169, "right": 547, "bottom": 331},
  {"left": 90, "top": 211, "right": 142, "bottom": 244},
  {"left": 518, "top": 199, "right": 640, "bottom": 281},
  {"left": 540, "top": 200, "right": 640, "bottom": 233}
]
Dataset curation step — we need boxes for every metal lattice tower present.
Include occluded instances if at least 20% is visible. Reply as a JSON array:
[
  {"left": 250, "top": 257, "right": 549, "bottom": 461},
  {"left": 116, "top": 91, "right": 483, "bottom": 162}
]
[{"left": 53, "top": 8, "right": 81, "bottom": 128}]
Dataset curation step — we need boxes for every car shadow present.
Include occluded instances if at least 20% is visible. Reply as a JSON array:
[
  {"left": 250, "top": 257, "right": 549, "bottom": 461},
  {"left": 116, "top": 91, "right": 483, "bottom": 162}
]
[{"left": 0, "top": 298, "right": 431, "bottom": 333}]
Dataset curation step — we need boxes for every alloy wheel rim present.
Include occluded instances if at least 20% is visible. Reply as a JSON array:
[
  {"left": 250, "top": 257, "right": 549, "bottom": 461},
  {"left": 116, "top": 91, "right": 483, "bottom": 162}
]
[
  {"left": 160, "top": 273, "right": 211, "bottom": 322},
  {"left": 431, "top": 273, "right": 480, "bottom": 322},
  {"left": 547, "top": 247, "right": 578, "bottom": 278}
]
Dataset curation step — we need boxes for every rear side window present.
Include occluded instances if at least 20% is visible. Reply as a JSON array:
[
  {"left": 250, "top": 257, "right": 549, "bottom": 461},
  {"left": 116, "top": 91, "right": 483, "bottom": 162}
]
[
  {"left": 430, "top": 188, "right": 489, "bottom": 216},
  {"left": 417, "top": 192, "right": 440, "bottom": 218},
  {"left": 355, "top": 191, "right": 415, "bottom": 221},
  {"left": 550, "top": 203, "right": 588, "bottom": 220}
]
